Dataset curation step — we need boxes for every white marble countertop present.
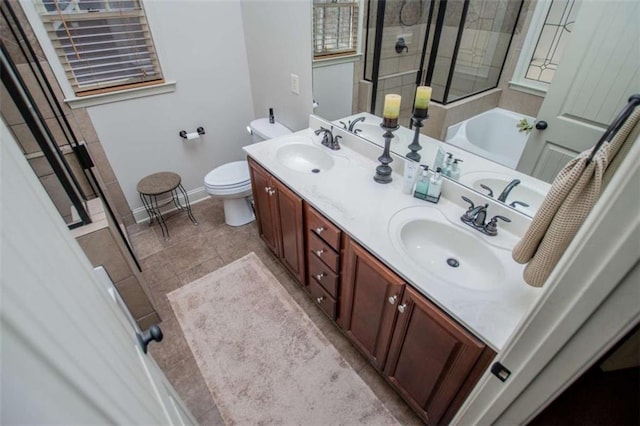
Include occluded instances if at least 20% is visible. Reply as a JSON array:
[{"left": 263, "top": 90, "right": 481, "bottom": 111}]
[{"left": 244, "top": 118, "right": 543, "bottom": 352}]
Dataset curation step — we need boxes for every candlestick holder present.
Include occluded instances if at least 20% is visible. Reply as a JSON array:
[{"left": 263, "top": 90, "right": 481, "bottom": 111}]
[
  {"left": 406, "top": 111, "right": 428, "bottom": 162},
  {"left": 374, "top": 123, "right": 399, "bottom": 184}
]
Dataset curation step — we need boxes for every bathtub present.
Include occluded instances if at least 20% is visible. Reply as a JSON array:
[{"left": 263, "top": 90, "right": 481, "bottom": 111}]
[{"left": 445, "top": 108, "right": 534, "bottom": 169}]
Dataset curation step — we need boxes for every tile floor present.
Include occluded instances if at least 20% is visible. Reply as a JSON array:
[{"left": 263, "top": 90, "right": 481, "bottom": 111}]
[{"left": 128, "top": 197, "right": 422, "bottom": 425}]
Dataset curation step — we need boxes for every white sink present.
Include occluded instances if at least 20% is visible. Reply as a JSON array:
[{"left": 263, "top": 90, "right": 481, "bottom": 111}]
[
  {"left": 389, "top": 207, "right": 506, "bottom": 291},
  {"left": 276, "top": 143, "right": 334, "bottom": 173},
  {"left": 459, "top": 171, "right": 549, "bottom": 216}
]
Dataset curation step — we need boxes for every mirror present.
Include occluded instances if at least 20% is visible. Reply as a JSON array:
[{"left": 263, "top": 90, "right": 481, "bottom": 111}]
[
  {"left": 332, "top": 112, "right": 550, "bottom": 217},
  {"left": 312, "top": 0, "right": 551, "bottom": 217}
]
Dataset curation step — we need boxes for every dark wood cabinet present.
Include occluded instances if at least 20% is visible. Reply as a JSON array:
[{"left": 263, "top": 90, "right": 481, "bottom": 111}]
[
  {"left": 340, "top": 236, "right": 495, "bottom": 424},
  {"left": 385, "top": 288, "right": 495, "bottom": 425},
  {"left": 304, "top": 204, "right": 342, "bottom": 320},
  {"left": 339, "top": 236, "right": 406, "bottom": 370},
  {"left": 248, "top": 156, "right": 495, "bottom": 424},
  {"left": 248, "top": 158, "right": 305, "bottom": 283}
]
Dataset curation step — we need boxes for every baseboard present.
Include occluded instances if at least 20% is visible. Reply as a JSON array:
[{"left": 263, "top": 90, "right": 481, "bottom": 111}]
[{"left": 133, "top": 186, "right": 210, "bottom": 224}]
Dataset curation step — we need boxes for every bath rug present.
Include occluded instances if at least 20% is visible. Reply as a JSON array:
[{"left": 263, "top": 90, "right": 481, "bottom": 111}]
[{"left": 168, "top": 252, "right": 399, "bottom": 425}]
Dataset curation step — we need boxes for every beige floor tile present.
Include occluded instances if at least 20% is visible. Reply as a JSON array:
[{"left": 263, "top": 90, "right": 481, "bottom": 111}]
[
  {"left": 165, "top": 354, "right": 216, "bottom": 420},
  {"left": 130, "top": 198, "right": 417, "bottom": 424},
  {"left": 197, "top": 407, "right": 225, "bottom": 426},
  {"left": 148, "top": 316, "right": 193, "bottom": 371}
]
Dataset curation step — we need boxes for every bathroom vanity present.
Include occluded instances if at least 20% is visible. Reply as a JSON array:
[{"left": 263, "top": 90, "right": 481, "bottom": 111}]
[{"left": 244, "top": 117, "right": 541, "bottom": 424}]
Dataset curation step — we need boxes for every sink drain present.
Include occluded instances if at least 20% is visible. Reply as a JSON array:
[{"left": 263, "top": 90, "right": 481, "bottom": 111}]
[
  {"left": 446, "top": 258, "right": 460, "bottom": 268},
  {"left": 311, "top": 168, "right": 320, "bottom": 173}
]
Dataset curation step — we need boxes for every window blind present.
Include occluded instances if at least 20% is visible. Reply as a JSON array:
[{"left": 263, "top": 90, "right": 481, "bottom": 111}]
[
  {"left": 313, "top": 0, "right": 359, "bottom": 59},
  {"left": 38, "top": 0, "right": 163, "bottom": 95}
]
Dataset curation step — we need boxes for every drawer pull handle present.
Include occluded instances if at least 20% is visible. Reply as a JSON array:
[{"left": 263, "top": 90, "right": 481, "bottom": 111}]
[
  {"left": 315, "top": 273, "right": 326, "bottom": 281},
  {"left": 315, "top": 226, "right": 325, "bottom": 234},
  {"left": 398, "top": 303, "right": 407, "bottom": 314},
  {"left": 316, "top": 296, "right": 325, "bottom": 304},
  {"left": 315, "top": 249, "right": 324, "bottom": 256},
  {"left": 388, "top": 295, "right": 398, "bottom": 305},
  {"left": 268, "top": 189, "right": 276, "bottom": 196},
  {"left": 264, "top": 186, "right": 272, "bottom": 193}
]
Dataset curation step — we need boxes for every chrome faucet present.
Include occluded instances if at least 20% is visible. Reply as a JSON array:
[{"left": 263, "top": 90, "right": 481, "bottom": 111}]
[
  {"left": 497, "top": 179, "right": 521, "bottom": 202},
  {"left": 314, "top": 127, "right": 341, "bottom": 150},
  {"left": 348, "top": 116, "right": 365, "bottom": 132},
  {"left": 338, "top": 116, "right": 365, "bottom": 134},
  {"left": 460, "top": 196, "right": 511, "bottom": 236}
]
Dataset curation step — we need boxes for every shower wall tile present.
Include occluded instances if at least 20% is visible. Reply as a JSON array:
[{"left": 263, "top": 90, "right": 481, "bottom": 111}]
[
  {"left": 383, "top": 75, "right": 403, "bottom": 90},
  {"left": 40, "top": 173, "right": 73, "bottom": 221},
  {"left": 106, "top": 180, "right": 136, "bottom": 225},
  {"left": 16, "top": 63, "right": 56, "bottom": 120},
  {"left": 10, "top": 123, "right": 39, "bottom": 154},
  {"left": 72, "top": 108, "right": 100, "bottom": 143},
  {"left": 78, "top": 228, "right": 132, "bottom": 283},
  {"left": 1, "top": 84, "right": 25, "bottom": 126},
  {"left": 379, "top": 57, "right": 400, "bottom": 76},
  {"left": 88, "top": 141, "right": 118, "bottom": 184},
  {"left": 64, "top": 151, "right": 96, "bottom": 199},
  {"left": 28, "top": 156, "right": 54, "bottom": 177}
]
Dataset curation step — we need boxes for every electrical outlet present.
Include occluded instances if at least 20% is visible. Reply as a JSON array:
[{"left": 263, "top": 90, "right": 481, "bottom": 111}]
[{"left": 290, "top": 73, "right": 300, "bottom": 95}]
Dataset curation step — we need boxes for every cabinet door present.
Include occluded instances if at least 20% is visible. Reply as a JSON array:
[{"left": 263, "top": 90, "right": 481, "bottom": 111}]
[
  {"left": 273, "top": 178, "right": 305, "bottom": 283},
  {"left": 384, "top": 286, "right": 493, "bottom": 425},
  {"left": 248, "top": 159, "right": 280, "bottom": 256},
  {"left": 340, "top": 237, "right": 405, "bottom": 370}
]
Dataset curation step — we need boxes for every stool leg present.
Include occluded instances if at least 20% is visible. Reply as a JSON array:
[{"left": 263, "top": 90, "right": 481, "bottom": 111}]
[
  {"left": 177, "top": 184, "right": 198, "bottom": 225},
  {"left": 140, "top": 193, "right": 155, "bottom": 226},
  {"left": 150, "top": 194, "right": 170, "bottom": 240}
]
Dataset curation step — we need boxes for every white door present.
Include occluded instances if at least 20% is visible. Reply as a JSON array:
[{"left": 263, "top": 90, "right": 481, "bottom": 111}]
[
  {"left": 517, "top": 0, "right": 640, "bottom": 182},
  {"left": 0, "top": 119, "right": 197, "bottom": 425}
]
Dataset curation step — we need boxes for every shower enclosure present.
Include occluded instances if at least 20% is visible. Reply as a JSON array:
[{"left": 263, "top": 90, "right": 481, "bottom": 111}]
[{"left": 364, "top": 0, "right": 523, "bottom": 119}]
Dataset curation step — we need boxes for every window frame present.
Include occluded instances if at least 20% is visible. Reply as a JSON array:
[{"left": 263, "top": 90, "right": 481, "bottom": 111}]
[
  {"left": 509, "top": 0, "right": 579, "bottom": 97},
  {"left": 35, "top": 0, "right": 165, "bottom": 97},
  {"left": 312, "top": 0, "right": 362, "bottom": 62}
]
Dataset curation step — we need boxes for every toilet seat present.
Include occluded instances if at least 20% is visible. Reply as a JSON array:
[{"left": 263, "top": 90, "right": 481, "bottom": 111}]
[{"left": 204, "top": 160, "right": 250, "bottom": 188}]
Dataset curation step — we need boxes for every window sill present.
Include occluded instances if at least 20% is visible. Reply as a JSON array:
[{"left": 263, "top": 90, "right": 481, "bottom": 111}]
[
  {"left": 313, "top": 53, "right": 363, "bottom": 68},
  {"left": 508, "top": 80, "right": 547, "bottom": 98},
  {"left": 64, "top": 81, "right": 177, "bottom": 109}
]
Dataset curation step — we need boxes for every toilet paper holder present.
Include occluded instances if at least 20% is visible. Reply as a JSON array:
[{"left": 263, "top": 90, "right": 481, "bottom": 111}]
[{"left": 179, "top": 127, "right": 206, "bottom": 139}]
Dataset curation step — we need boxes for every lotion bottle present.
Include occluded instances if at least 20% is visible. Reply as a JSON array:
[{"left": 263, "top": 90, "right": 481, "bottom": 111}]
[
  {"left": 449, "top": 159, "right": 463, "bottom": 180},
  {"left": 442, "top": 152, "right": 454, "bottom": 176},
  {"left": 413, "top": 165, "right": 430, "bottom": 199},
  {"left": 403, "top": 161, "right": 420, "bottom": 194},
  {"left": 426, "top": 167, "right": 442, "bottom": 203}
]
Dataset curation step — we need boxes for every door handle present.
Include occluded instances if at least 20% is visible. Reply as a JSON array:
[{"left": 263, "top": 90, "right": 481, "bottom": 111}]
[
  {"left": 137, "top": 324, "right": 163, "bottom": 354},
  {"left": 535, "top": 120, "right": 548, "bottom": 130}
]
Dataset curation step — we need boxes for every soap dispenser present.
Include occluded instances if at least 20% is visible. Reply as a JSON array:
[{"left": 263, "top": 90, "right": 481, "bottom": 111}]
[
  {"left": 426, "top": 167, "right": 442, "bottom": 203},
  {"left": 449, "top": 159, "right": 463, "bottom": 180},
  {"left": 442, "top": 152, "right": 454, "bottom": 176},
  {"left": 413, "top": 165, "right": 430, "bottom": 200}
]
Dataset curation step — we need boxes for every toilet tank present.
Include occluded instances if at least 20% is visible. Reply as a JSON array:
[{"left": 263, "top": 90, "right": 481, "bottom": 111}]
[{"left": 248, "top": 118, "right": 292, "bottom": 143}]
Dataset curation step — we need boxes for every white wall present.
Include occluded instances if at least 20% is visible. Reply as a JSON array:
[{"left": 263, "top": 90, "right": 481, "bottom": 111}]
[
  {"left": 20, "top": 0, "right": 315, "bottom": 214},
  {"left": 85, "top": 1, "right": 256, "bottom": 212},
  {"left": 313, "top": 62, "right": 354, "bottom": 121},
  {"left": 241, "top": 0, "right": 313, "bottom": 132}
]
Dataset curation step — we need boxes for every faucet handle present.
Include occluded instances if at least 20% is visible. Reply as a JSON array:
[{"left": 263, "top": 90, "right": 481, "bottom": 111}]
[
  {"left": 480, "top": 184, "right": 494, "bottom": 198},
  {"left": 461, "top": 196, "right": 475, "bottom": 211},
  {"left": 484, "top": 215, "right": 511, "bottom": 236}
]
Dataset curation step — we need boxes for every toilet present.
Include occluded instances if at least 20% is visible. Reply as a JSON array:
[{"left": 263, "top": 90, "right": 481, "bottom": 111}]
[{"left": 204, "top": 118, "right": 292, "bottom": 226}]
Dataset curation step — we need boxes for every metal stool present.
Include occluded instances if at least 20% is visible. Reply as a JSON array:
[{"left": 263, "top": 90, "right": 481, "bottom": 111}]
[{"left": 137, "top": 172, "right": 198, "bottom": 239}]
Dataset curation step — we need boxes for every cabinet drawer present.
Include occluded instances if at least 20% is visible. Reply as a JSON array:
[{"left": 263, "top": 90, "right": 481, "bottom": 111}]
[
  {"left": 305, "top": 205, "right": 341, "bottom": 251},
  {"left": 308, "top": 232, "right": 340, "bottom": 272},
  {"left": 308, "top": 278, "right": 337, "bottom": 320},
  {"left": 308, "top": 254, "right": 339, "bottom": 297}
]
